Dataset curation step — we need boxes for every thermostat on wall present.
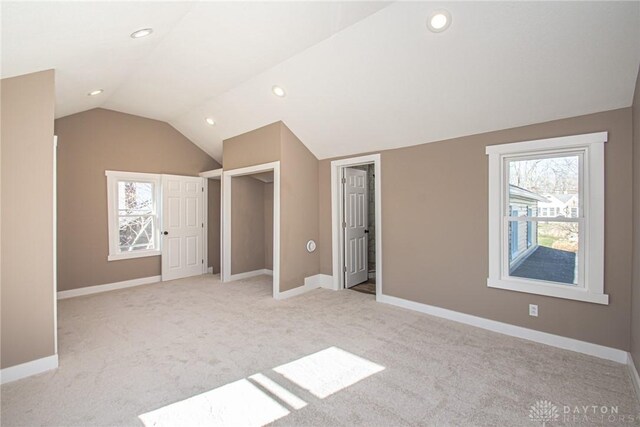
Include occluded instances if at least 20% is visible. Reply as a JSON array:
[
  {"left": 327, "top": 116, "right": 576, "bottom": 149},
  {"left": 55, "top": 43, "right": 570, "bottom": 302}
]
[{"left": 306, "top": 240, "right": 317, "bottom": 253}]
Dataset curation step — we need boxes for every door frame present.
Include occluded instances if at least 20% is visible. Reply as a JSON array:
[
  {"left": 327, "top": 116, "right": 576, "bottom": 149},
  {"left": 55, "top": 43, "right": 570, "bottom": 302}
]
[
  {"left": 222, "top": 161, "right": 280, "bottom": 299},
  {"left": 199, "top": 168, "right": 223, "bottom": 278},
  {"left": 330, "top": 154, "right": 382, "bottom": 298}
]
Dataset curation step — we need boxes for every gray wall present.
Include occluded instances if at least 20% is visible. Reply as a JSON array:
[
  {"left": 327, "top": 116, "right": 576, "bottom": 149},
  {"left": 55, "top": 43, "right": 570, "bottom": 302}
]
[
  {"left": 319, "top": 108, "right": 633, "bottom": 350},
  {"left": 55, "top": 108, "right": 220, "bottom": 291},
  {"left": 632, "top": 66, "right": 640, "bottom": 371},
  {"left": 1, "top": 70, "right": 56, "bottom": 369}
]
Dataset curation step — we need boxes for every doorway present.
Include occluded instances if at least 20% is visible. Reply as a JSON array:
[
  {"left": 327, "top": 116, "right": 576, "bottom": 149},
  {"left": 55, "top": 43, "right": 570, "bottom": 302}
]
[
  {"left": 331, "top": 154, "right": 382, "bottom": 298},
  {"left": 343, "top": 164, "right": 376, "bottom": 295},
  {"left": 222, "top": 162, "right": 280, "bottom": 298}
]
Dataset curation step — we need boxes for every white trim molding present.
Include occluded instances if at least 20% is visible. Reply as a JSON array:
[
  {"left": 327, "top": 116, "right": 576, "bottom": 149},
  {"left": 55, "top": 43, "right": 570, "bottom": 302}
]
[
  {"left": 629, "top": 353, "right": 640, "bottom": 403},
  {"left": 57, "top": 275, "right": 161, "bottom": 300},
  {"left": 486, "top": 132, "right": 608, "bottom": 304},
  {"left": 275, "top": 283, "right": 318, "bottom": 300},
  {"left": 223, "top": 162, "right": 280, "bottom": 299},
  {"left": 378, "top": 293, "right": 627, "bottom": 364},
  {"left": 304, "top": 274, "right": 334, "bottom": 290},
  {"left": 53, "top": 135, "right": 58, "bottom": 354},
  {"left": 1, "top": 354, "right": 58, "bottom": 385},
  {"left": 199, "top": 168, "right": 223, "bottom": 179},
  {"left": 330, "top": 154, "right": 382, "bottom": 298},
  {"left": 228, "top": 269, "right": 273, "bottom": 282}
]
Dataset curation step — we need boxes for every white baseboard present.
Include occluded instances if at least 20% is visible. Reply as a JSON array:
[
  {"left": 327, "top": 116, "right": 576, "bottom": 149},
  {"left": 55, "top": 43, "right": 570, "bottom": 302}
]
[
  {"left": 276, "top": 283, "right": 318, "bottom": 300},
  {"left": 0, "top": 354, "right": 58, "bottom": 384},
  {"left": 275, "top": 274, "right": 333, "bottom": 300},
  {"left": 378, "top": 293, "right": 628, "bottom": 364},
  {"left": 629, "top": 353, "right": 640, "bottom": 403},
  {"left": 57, "top": 275, "right": 161, "bottom": 300},
  {"left": 304, "top": 274, "right": 334, "bottom": 289},
  {"left": 228, "top": 269, "right": 273, "bottom": 282}
]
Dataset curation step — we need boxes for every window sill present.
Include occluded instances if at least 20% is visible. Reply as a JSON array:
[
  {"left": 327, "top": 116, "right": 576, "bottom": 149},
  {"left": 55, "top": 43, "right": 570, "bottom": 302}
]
[
  {"left": 487, "top": 278, "right": 609, "bottom": 305},
  {"left": 108, "top": 250, "right": 161, "bottom": 261}
]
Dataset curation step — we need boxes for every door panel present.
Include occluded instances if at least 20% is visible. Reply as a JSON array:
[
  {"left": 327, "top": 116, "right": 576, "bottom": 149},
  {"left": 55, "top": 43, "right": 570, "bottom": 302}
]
[
  {"left": 344, "top": 167, "right": 368, "bottom": 288},
  {"left": 162, "top": 175, "right": 204, "bottom": 281}
]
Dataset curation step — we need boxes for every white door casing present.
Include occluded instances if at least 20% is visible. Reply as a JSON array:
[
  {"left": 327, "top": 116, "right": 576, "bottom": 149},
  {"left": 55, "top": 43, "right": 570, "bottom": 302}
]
[
  {"left": 343, "top": 167, "right": 368, "bottom": 288},
  {"left": 161, "top": 175, "right": 204, "bottom": 281}
]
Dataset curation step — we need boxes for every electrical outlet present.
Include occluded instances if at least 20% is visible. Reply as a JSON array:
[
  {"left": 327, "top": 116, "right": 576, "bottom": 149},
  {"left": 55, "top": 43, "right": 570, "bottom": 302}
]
[{"left": 529, "top": 304, "right": 538, "bottom": 317}]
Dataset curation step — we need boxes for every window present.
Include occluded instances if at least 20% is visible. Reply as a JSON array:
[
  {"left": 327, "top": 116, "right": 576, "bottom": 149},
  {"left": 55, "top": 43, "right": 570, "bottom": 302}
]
[
  {"left": 486, "top": 132, "right": 607, "bottom": 304},
  {"left": 106, "top": 171, "right": 161, "bottom": 261}
]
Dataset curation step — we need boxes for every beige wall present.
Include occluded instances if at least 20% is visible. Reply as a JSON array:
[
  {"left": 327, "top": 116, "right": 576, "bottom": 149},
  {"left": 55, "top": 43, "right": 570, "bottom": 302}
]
[
  {"left": 230, "top": 176, "right": 274, "bottom": 274},
  {"left": 319, "top": 108, "right": 633, "bottom": 350},
  {"left": 55, "top": 108, "right": 219, "bottom": 291},
  {"left": 222, "top": 122, "right": 319, "bottom": 291},
  {"left": 280, "top": 124, "right": 320, "bottom": 291},
  {"left": 222, "top": 122, "right": 281, "bottom": 171},
  {"left": 264, "top": 183, "right": 274, "bottom": 270},
  {"left": 208, "top": 180, "right": 221, "bottom": 274},
  {"left": 632, "top": 67, "right": 640, "bottom": 370},
  {"left": 1, "top": 70, "right": 56, "bottom": 369}
]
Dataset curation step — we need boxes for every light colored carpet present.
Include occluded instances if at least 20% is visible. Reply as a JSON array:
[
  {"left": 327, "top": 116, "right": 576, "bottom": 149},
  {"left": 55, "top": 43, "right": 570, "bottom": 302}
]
[{"left": 1, "top": 274, "right": 638, "bottom": 426}]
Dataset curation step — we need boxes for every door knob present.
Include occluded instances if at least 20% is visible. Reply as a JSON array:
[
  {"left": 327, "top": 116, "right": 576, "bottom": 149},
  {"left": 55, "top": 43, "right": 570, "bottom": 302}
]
[
  {"left": 163, "top": 231, "right": 169, "bottom": 235},
  {"left": 364, "top": 229, "right": 369, "bottom": 233}
]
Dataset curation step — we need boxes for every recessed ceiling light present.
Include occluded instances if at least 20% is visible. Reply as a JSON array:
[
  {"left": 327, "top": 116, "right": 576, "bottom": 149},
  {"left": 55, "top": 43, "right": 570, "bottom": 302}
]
[
  {"left": 130, "top": 28, "right": 153, "bottom": 39},
  {"left": 205, "top": 117, "right": 215, "bottom": 126},
  {"left": 427, "top": 10, "right": 451, "bottom": 33},
  {"left": 87, "top": 89, "right": 103, "bottom": 96},
  {"left": 272, "top": 85, "right": 286, "bottom": 97}
]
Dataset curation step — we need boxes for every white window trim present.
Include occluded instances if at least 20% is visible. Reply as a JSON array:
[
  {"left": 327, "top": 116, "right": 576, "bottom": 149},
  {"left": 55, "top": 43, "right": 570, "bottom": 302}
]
[
  {"left": 486, "top": 132, "right": 608, "bottom": 305},
  {"left": 106, "top": 171, "right": 161, "bottom": 261}
]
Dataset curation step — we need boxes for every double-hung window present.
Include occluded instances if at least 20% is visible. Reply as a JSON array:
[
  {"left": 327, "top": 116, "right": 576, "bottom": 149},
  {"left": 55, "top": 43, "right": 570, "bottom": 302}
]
[
  {"left": 486, "top": 132, "right": 607, "bottom": 304},
  {"left": 106, "top": 171, "right": 161, "bottom": 261}
]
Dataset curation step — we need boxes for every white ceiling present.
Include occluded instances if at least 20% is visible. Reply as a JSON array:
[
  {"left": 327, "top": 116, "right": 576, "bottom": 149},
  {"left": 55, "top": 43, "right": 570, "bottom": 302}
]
[{"left": 2, "top": 1, "right": 639, "bottom": 162}]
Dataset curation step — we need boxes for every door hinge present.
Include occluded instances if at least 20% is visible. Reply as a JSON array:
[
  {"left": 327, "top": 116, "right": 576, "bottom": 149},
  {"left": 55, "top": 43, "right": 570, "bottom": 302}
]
[
  {"left": 344, "top": 266, "right": 347, "bottom": 273},
  {"left": 202, "top": 187, "right": 204, "bottom": 192},
  {"left": 341, "top": 177, "right": 346, "bottom": 184},
  {"left": 202, "top": 259, "right": 204, "bottom": 264},
  {"left": 202, "top": 223, "right": 204, "bottom": 228},
  {"left": 342, "top": 221, "right": 346, "bottom": 228}
]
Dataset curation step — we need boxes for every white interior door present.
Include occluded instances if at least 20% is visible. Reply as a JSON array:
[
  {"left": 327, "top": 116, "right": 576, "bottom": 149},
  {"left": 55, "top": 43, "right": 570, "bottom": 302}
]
[
  {"left": 343, "top": 167, "right": 368, "bottom": 288},
  {"left": 162, "top": 175, "right": 204, "bottom": 281}
]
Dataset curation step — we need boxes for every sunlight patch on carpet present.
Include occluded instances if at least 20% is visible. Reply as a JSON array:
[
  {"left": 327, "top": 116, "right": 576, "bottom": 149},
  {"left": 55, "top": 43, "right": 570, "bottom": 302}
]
[
  {"left": 249, "top": 373, "right": 307, "bottom": 410},
  {"left": 138, "top": 379, "right": 289, "bottom": 427},
  {"left": 273, "top": 346, "right": 385, "bottom": 398}
]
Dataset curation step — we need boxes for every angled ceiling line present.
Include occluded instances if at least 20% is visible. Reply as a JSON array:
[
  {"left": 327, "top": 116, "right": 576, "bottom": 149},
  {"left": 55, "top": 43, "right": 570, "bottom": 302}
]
[{"left": 100, "top": 3, "right": 199, "bottom": 117}]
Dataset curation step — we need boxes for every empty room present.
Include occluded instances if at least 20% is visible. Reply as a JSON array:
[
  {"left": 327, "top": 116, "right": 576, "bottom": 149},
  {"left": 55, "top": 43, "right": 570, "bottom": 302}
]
[{"left": 1, "top": 2, "right": 640, "bottom": 426}]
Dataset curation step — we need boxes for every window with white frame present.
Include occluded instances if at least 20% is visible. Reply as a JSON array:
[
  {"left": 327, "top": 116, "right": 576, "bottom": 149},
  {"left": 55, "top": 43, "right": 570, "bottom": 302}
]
[
  {"left": 106, "top": 171, "right": 161, "bottom": 261},
  {"left": 486, "top": 132, "right": 608, "bottom": 305}
]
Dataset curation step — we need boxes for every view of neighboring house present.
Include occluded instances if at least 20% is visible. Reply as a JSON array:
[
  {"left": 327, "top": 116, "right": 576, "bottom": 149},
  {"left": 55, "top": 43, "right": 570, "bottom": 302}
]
[
  {"left": 538, "top": 193, "right": 579, "bottom": 218},
  {"left": 508, "top": 186, "right": 579, "bottom": 286},
  {"left": 508, "top": 185, "right": 548, "bottom": 266}
]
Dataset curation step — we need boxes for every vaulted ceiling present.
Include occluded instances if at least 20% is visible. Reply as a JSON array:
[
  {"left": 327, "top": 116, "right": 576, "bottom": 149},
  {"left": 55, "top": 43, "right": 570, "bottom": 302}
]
[{"left": 2, "top": 1, "right": 639, "bottom": 162}]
